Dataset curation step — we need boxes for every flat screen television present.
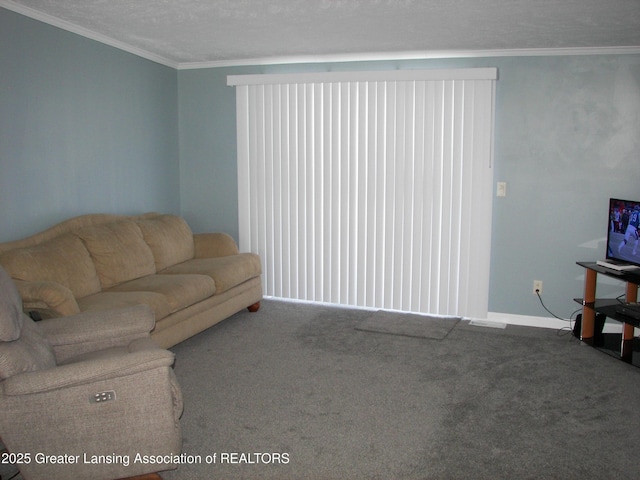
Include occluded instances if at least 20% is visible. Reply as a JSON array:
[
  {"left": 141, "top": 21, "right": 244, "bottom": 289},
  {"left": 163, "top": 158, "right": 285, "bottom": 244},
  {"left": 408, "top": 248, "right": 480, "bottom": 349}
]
[{"left": 599, "top": 198, "right": 640, "bottom": 271}]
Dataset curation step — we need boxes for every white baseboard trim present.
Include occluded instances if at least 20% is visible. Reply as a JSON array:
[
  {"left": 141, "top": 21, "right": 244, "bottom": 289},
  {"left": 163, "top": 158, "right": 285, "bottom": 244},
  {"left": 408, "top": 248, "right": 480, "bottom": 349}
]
[
  {"left": 486, "top": 311, "right": 632, "bottom": 334},
  {"left": 486, "top": 312, "right": 571, "bottom": 330}
]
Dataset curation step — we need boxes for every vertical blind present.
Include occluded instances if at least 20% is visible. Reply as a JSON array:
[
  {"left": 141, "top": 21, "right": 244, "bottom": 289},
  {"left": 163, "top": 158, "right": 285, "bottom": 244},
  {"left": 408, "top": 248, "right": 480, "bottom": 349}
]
[{"left": 229, "top": 68, "right": 496, "bottom": 318}]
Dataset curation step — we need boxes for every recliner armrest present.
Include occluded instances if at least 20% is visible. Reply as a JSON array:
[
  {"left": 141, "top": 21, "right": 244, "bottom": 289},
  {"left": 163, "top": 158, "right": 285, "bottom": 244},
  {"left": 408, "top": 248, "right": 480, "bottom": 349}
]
[
  {"left": 38, "top": 304, "right": 156, "bottom": 363},
  {"left": 1, "top": 343, "right": 174, "bottom": 396}
]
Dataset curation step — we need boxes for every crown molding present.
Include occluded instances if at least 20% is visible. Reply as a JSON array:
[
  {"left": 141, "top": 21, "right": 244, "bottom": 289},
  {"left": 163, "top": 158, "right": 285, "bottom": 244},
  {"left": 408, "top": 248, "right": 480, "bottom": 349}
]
[
  {"left": 3, "top": 1, "right": 639, "bottom": 71},
  {"left": 178, "top": 46, "right": 640, "bottom": 70},
  {"left": 227, "top": 67, "right": 498, "bottom": 87}
]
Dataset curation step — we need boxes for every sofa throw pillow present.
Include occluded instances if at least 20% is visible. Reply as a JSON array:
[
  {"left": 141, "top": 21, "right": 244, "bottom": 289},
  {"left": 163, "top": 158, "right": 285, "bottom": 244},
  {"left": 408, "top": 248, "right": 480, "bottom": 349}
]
[
  {"left": 136, "top": 215, "right": 195, "bottom": 271},
  {"left": 0, "top": 234, "right": 102, "bottom": 299},
  {"left": 0, "top": 316, "right": 56, "bottom": 380},
  {"left": 0, "top": 266, "right": 23, "bottom": 342},
  {"left": 75, "top": 220, "right": 156, "bottom": 289}
]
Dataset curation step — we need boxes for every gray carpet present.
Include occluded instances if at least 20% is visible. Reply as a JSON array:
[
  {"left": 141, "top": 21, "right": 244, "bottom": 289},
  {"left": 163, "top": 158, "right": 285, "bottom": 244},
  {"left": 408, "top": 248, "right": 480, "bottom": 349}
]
[
  {"left": 355, "top": 310, "right": 461, "bottom": 339},
  {"left": 157, "top": 299, "right": 640, "bottom": 480}
]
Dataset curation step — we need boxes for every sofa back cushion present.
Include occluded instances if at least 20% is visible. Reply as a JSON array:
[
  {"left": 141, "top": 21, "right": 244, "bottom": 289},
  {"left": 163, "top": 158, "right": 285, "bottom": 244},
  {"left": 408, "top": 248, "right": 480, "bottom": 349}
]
[
  {"left": 136, "top": 215, "right": 195, "bottom": 271},
  {"left": 0, "top": 234, "right": 102, "bottom": 299},
  {"left": 75, "top": 220, "right": 156, "bottom": 289}
]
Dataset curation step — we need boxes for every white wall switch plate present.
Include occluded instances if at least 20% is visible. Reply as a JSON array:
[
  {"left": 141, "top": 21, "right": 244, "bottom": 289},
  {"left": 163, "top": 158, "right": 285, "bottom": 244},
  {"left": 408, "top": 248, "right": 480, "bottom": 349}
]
[{"left": 496, "top": 181, "right": 507, "bottom": 197}]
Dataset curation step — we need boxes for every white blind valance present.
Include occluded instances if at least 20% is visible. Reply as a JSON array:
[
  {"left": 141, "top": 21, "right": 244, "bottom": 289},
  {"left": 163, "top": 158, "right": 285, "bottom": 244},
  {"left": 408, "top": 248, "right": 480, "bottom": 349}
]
[
  {"left": 230, "top": 68, "right": 496, "bottom": 318},
  {"left": 228, "top": 68, "right": 498, "bottom": 86}
]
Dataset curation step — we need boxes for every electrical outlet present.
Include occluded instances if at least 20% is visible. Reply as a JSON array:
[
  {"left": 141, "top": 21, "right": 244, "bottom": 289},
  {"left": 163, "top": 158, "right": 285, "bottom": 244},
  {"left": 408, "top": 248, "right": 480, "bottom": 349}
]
[{"left": 533, "top": 280, "right": 543, "bottom": 295}]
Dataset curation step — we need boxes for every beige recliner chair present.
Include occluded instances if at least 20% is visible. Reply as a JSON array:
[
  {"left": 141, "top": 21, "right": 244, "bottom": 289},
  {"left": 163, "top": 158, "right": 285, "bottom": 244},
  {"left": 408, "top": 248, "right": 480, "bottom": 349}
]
[{"left": 0, "top": 266, "right": 183, "bottom": 480}]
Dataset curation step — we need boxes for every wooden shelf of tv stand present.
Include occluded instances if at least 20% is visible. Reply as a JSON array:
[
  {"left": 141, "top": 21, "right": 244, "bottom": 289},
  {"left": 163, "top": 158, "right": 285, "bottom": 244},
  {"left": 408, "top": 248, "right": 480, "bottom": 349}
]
[{"left": 576, "top": 261, "right": 639, "bottom": 362}]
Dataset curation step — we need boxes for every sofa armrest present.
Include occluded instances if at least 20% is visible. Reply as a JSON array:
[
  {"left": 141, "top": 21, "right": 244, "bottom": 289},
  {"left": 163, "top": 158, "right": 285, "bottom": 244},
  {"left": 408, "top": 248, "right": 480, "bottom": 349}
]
[
  {"left": 38, "top": 305, "right": 156, "bottom": 363},
  {"left": 193, "top": 232, "right": 240, "bottom": 258},
  {"left": 1, "top": 345, "right": 175, "bottom": 396},
  {"left": 13, "top": 280, "right": 80, "bottom": 317}
]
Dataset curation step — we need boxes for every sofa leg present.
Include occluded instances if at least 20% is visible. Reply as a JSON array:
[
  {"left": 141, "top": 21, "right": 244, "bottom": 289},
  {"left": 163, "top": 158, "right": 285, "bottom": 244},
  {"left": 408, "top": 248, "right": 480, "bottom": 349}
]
[{"left": 247, "top": 301, "right": 261, "bottom": 312}]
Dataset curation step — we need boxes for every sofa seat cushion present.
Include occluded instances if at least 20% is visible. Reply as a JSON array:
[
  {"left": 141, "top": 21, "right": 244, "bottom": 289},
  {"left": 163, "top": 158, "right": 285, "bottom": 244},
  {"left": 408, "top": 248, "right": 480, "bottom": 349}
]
[
  {"left": 77, "top": 291, "right": 172, "bottom": 321},
  {"left": 74, "top": 220, "right": 156, "bottom": 289},
  {"left": 0, "top": 234, "right": 101, "bottom": 299},
  {"left": 161, "top": 253, "right": 262, "bottom": 294},
  {"left": 107, "top": 274, "right": 216, "bottom": 313},
  {"left": 136, "top": 215, "right": 195, "bottom": 271}
]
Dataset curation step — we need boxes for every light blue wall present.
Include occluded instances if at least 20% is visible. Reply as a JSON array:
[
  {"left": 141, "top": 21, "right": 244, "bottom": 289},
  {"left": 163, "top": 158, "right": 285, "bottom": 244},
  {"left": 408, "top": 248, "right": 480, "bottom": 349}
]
[
  {"left": 490, "top": 55, "right": 640, "bottom": 316},
  {"left": 178, "top": 55, "right": 640, "bottom": 318},
  {"left": 178, "top": 66, "right": 253, "bottom": 235},
  {"left": 0, "top": 9, "right": 180, "bottom": 242}
]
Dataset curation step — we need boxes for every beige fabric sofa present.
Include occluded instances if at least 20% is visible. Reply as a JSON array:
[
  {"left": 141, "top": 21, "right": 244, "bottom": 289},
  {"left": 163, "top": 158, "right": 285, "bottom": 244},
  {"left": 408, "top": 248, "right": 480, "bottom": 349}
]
[{"left": 0, "top": 213, "right": 263, "bottom": 348}]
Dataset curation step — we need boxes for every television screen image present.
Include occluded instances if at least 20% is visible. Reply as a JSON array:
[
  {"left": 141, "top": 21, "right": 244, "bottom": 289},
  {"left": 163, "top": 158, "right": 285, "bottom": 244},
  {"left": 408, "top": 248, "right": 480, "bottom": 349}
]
[{"left": 605, "top": 198, "right": 640, "bottom": 269}]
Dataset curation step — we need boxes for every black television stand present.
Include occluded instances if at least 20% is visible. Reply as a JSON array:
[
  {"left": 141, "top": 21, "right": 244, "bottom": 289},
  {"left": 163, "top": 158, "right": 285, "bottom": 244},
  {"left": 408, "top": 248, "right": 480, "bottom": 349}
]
[{"left": 576, "top": 262, "right": 640, "bottom": 363}]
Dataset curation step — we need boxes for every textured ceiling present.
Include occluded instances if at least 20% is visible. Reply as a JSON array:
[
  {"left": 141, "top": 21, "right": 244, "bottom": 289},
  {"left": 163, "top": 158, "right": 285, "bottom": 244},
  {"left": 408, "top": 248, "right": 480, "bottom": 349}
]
[{"left": 2, "top": 0, "right": 640, "bottom": 68}]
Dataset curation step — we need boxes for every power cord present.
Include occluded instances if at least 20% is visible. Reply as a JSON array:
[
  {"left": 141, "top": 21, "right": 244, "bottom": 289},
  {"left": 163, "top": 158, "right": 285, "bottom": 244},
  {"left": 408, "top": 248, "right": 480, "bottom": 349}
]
[
  {"left": 534, "top": 289, "right": 566, "bottom": 320},
  {"left": 534, "top": 290, "right": 581, "bottom": 337}
]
